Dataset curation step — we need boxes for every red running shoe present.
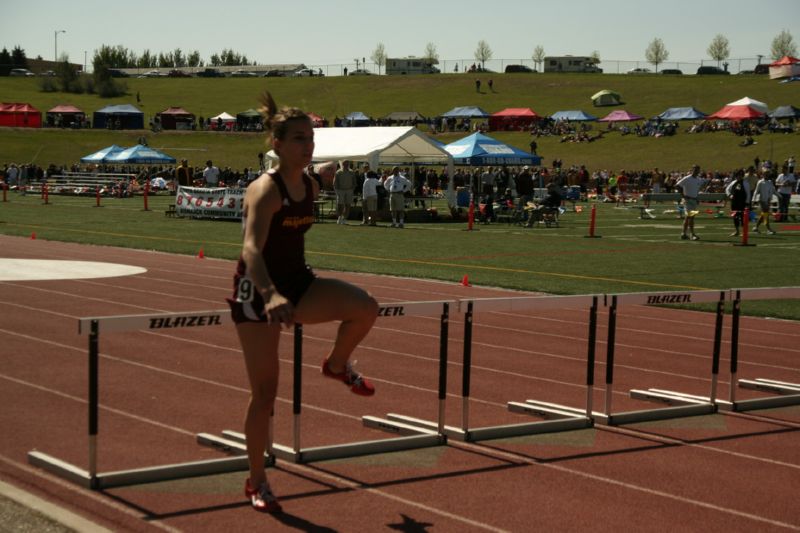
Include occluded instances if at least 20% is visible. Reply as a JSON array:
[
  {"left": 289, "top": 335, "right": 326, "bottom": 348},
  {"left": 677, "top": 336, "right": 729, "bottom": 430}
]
[
  {"left": 322, "top": 359, "right": 375, "bottom": 396},
  {"left": 245, "top": 478, "right": 282, "bottom": 513}
]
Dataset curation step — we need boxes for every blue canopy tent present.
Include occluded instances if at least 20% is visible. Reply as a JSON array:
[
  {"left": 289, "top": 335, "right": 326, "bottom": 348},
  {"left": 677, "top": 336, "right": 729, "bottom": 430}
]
[
  {"left": 657, "top": 107, "right": 707, "bottom": 120},
  {"left": 80, "top": 144, "right": 124, "bottom": 163},
  {"left": 343, "top": 111, "right": 371, "bottom": 126},
  {"left": 444, "top": 132, "right": 542, "bottom": 166},
  {"left": 440, "top": 106, "right": 490, "bottom": 118},
  {"left": 104, "top": 144, "right": 176, "bottom": 165},
  {"left": 768, "top": 105, "right": 800, "bottom": 119},
  {"left": 92, "top": 104, "right": 144, "bottom": 129},
  {"left": 550, "top": 110, "right": 597, "bottom": 121}
]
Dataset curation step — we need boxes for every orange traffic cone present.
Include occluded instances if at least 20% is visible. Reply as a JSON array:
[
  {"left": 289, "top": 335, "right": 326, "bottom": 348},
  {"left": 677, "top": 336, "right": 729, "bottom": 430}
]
[
  {"left": 460, "top": 274, "right": 471, "bottom": 287},
  {"left": 30, "top": 232, "right": 36, "bottom": 240},
  {"left": 197, "top": 248, "right": 205, "bottom": 259}
]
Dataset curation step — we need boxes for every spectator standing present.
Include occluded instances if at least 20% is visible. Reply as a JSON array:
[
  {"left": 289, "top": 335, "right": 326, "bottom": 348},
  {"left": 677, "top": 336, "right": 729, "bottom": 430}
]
[
  {"left": 176, "top": 159, "right": 192, "bottom": 187},
  {"left": 675, "top": 164, "right": 703, "bottom": 241},
  {"left": 753, "top": 174, "right": 778, "bottom": 234},
  {"left": 6, "top": 163, "right": 19, "bottom": 189},
  {"left": 203, "top": 160, "right": 220, "bottom": 187},
  {"left": 488, "top": 79, "right": 494, "bottom": 92},
  {"left": 333, "top": 160, "right": 356, "bottom": 224},
  {"left": 383, "top": 166, "right": 412, "bottom": 228},
  {"left": 475, "top": 79, "right": 481, "bottom": 93},
  {"left": 361, "top": 168, "right": 380, "bottom": 225},
  {"left": 775, "top": 164, "right": 796, "bottom": 221},
  {"left": 725, "top": 170, "right": 748, "bottom": 236},
  {"left": 515, "top": 165, "right": 534, "bottom": 209}
]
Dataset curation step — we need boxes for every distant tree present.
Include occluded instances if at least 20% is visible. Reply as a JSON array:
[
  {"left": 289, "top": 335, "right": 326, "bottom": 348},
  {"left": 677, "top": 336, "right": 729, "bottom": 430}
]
[
  {"left": 0, "top": 47, "right": 11, "bottom": 76},
  {"left": 645, "top": 38, "right": 669, "bottom": 72},
  {"left": 590, "top": 50, "right": 601, "bottom": 65},
  {"left": 56, "top": 54, "right": 82, "bottom": 93},
  {"left": 771, "top": 29, "right": 798, "bottom": 59},
  {"left": 531, "top": 45, "right": 545, "bottom": 71},
  {"left": 93, "top": 45, "right": 136, "bottom": 69},
  {"left": 187, "top": 50, "right": 202, "bottom": 68},
  {"left": 707, "top": 34, "right": 730, "bottom": 66},
  {"left": 371, "top": 42, "right": 387, "bottom": 74},
  {"left": 11, "top": 45, "right": 29, "bottom": 68},
  {"left": 209, "top": 54, "right": 221, "bottom": 67},
  {"left": 423, "top": 42, "right": 439, "bottom": 64},
  {"left": 138, "top": 50, "right": 155, "bottom": 68},
  {"left": 172, "top": 48, "right": 185, "bottom": 68},
  {"left": 474, "top": 40, "right": 492, "bottom": 69}
]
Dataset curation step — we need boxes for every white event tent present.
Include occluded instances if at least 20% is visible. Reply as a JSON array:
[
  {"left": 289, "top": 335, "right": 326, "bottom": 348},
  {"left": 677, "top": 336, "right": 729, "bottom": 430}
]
[{"left": 269, "top": 126, "right": 456, "bottom": 205}]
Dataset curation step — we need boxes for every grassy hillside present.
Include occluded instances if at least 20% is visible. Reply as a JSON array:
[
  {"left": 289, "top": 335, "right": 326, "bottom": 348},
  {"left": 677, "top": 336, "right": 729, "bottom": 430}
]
[{"left": 1, "top": 73, "right": 796, "bottom": 172}]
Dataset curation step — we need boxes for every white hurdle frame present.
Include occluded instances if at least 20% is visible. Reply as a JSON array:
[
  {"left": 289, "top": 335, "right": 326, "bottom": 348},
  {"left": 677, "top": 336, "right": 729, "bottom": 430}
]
[
  {"left": 719, "top": 287, "right": 800, "bottom": 412},
  {"left": 596, "top": 290, "right": 726, "bottom": 426},
  {"left": 28, "top": 309, "right": 253, "bottom": 490},
  {"left": 387, "top": 294, "right": 599, "bottom": 441},
  {"left": 202, "top": 300, "right": 453, "bottom": 464}
]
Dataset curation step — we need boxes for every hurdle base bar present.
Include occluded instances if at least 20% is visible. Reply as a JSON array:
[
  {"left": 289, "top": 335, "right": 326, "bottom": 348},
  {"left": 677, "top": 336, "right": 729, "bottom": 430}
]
[
  {"left": 595, "top": 396, "right": 716, "bottom": 426},
  {"left": 28, "top": 451, "right": 252, "bottom": 490},
  {"left": 717, "top": 379, "right": 800, "bottom": 412},
  {"left": 382, "top": 411, "right": 592, "bottom": 442}
]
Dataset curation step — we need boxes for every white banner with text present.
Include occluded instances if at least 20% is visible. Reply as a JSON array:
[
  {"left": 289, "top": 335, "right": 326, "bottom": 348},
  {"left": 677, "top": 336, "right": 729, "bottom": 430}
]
[{"left": 175, "top": 186, "right": 245, "bottom": 220}]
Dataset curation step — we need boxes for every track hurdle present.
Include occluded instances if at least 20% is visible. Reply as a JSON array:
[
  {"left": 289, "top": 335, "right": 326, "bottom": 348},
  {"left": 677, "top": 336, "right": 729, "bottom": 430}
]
[
  {"left": 28, "top": 309, "right": 253, "bottom": 490},
  {"left": 200, "top": 300, "right": 453, "bottom": 464},
  {"left": 719, "top": 287, "right": 800, "bottom": 412},
  {"left": 596, "top": 290, "right": 726, "bottom": 426},
  {"left": 385, "top": 294, "right": 598, "bottom": 441}
]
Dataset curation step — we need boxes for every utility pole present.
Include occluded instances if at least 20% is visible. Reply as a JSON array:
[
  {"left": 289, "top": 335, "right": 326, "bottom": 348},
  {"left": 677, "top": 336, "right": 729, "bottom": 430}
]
[{"left": 54, "top": 29, "right": 66, "bottom": 62}]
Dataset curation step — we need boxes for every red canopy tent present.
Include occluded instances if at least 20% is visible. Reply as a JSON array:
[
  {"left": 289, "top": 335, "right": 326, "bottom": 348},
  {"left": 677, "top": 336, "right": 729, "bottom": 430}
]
[
  {"left": 0, "top": 103, "right": 42, "bottom": 128},
  {"left": 488, "top": 108, "right": 541, "bottom": 131},
  {"left": 156, "top": 107, "right": 196, "bottom": 130},
  {"left": 46, "top": 104, "right": 85, "bottom": 128},
  {"left": 769, "top": 55, "right": 800, "bottom": 79},
  {"left": 706, "top": 105, "right": 765, "bottom": 120}
]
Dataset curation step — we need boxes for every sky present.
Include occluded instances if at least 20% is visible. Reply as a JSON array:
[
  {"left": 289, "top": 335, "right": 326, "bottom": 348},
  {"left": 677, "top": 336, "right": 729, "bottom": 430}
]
[{"left": 3, "top": 0, "right": 798, "bottom": 70}]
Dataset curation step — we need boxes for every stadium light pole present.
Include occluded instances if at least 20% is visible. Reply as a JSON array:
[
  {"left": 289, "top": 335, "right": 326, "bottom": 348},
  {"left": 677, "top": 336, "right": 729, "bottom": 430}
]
[{"left": 54, "top": 30, "right": 66, "bottom": 62}]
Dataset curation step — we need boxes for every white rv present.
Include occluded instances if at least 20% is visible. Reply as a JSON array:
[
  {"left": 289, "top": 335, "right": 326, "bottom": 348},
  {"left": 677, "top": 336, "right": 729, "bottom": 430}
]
[
  {"left": 386, "top": 57, "right": 440, "bottom": 75},
  {"left": 544, "top": 56, "right": 602, "bottom": 73}
]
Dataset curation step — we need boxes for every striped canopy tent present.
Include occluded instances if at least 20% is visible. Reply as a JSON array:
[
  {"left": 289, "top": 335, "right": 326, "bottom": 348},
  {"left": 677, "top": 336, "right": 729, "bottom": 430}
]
[
  {"left": 80, "top": 145, "right": 124, "bottom": 163},
  {"left": 726, "top": 96, "right": 769, "bottom": 114}
]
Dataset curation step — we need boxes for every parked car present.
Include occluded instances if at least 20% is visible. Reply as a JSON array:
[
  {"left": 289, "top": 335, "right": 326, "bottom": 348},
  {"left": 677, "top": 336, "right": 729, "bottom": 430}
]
[
  {"left": 696, "top": 66, "right": 729, "bottom": 75},
  {"left": 167, "top": 69, "right": 190, "bottom": 78},
  {"left": 627, "top": 67, "right": 652, "bottom": 74},
  {"left": 40, "top": 70, "right": 57, "bottom": 77},
  {"left": 263, "top": 69, "right": 286, "bottom": 77},
  {"left": 660, "top": 69, "right": 683, "bottom": 75},
  {"left": 348, "top": 69, "right": 372, "bottom": 76},
  {"left": 231, "top": 69, "right": 258, "bottom": 77},
  {"left": 293, "top": 68, "right": 319, "bottom": 77},
  {"left": 197, "top": 68, "right": 224, "bottom": 78},
  {"left": 753, "top": 64, "right": 770, "bottom": 75},
  {"left": 108, "top": 68, "right": 129, "bottom": 78},
  {"left": 504, "top": 65, "right": 536, "bottom": 73},
  {"left": 139, "top": 69, "right": 165, "bottom": 78},
  {"left": 9, "top": 68, "right": 35, "bottom": 77}
]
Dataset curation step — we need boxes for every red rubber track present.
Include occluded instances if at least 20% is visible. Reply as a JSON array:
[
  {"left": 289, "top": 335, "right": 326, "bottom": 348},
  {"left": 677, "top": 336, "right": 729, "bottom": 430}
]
[{"left": 1, "top": 235, "right": 798, "bottom": 532}]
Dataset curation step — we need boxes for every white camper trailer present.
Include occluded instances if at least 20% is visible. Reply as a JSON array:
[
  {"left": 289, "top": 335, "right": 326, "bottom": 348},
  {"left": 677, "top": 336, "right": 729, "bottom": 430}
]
[{"left": 386, "top": 57, "right": 440, "bottom": 75}]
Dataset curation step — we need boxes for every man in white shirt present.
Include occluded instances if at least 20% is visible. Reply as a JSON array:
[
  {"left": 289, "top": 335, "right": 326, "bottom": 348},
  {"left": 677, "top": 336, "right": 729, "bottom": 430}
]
[
  {"left": 675, "top": 164, "right": 703, "bottom": 241},
  {"left": 383, "top": 166, "right": 412, "bottom": 228},
  {"left": 775, "top": 164, "right": 796, "bottom": 221},
  {"left": 202, "top": 160, "right": 220, "bottom": 187}
]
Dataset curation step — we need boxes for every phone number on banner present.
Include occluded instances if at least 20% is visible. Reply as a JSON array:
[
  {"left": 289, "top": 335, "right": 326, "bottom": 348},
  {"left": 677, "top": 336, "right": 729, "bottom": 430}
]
[{"left": 175, "top": 186, "right": 245, "bottom": 220}]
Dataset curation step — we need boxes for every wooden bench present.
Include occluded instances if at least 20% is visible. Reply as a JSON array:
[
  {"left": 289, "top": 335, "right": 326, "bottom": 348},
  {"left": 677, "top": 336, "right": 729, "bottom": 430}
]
[{"left": 638, "top": 192, "right": 727, "bottom": 219}]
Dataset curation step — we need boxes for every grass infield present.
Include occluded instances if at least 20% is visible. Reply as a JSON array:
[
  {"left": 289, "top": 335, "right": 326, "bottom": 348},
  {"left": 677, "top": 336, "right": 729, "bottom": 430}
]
[{"left": 1, "top": 193, "right": 798, "bottom": 320}]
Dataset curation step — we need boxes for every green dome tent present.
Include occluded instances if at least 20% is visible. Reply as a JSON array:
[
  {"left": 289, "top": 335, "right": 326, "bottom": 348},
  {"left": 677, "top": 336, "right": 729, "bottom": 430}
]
[{"left": 591, "top": 90, "right": 622, "bottom": 107}]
